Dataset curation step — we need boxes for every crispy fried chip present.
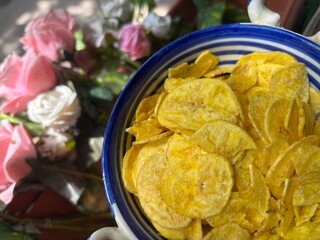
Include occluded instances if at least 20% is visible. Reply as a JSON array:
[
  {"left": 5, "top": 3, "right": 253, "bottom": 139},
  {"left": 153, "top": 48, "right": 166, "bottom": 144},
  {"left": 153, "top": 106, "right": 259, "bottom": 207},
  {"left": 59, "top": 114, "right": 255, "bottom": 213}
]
[
  {"left": 237, "top": 51, "right": 297, "bottom": 65},
  {"left": 269, "top": 62, "right": 310, "bottom": 102},
  {"left": 153, "top": 219, "right": 202, "bottom": 240},
  {"left": 190, "top": 120, "right": 256, "bottom": 163},
  {"left": 204, "top": 65, "right": 234, "bottom": 78},
  {"left": 265, "top": 98, "right": 299, "bottom": 143},
  {"left": 122, "top": 145, "right": 142, "bottom": 194},
  {"left": 161, "top": 134, "right": 234, "bottom": 218},
  {"left": 137, "top": 154, "right": 192, "bottom": 228},
  {"left": 132, "top": 135, "right": 171, "bottom": 190},
  {"left": 126, "top": 117, "right": 165, "bottom": 140},
  {"left": 226, "top": 61, "right": 258, "bottom": 93},
  {"left": 158, "top": 78, "right": 242, "bottom": 132},
  {"left": 309, "top": 87, "right": 320, "bottom": 115},
  {"left": 248, "top": 90, "right": 278, "bottom": 141},
  {"left": 203, "top": 223, "right": 250, "bottom": 240},
  {"left": 164, "top": 77, "right": 196, "bottom": 93},
  {"left": 135, "top": 94, "right": 160, "bottom": 122},
  {"left": 195, "top": 50, "right": 219, "bottom": 70}
]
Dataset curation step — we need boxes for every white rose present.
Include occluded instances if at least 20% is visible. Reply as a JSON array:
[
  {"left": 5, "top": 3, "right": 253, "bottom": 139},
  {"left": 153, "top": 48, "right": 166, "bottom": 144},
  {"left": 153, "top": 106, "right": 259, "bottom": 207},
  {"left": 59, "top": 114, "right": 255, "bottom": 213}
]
[
  {"left": 142, "top": 12, "right": 172, "bottom": 38},
  {"left": 27, "top": 85, "right": 81, "bottom": 131},
  {"left": 36, "top": 128, "right": 75, "bottom": 160},
  {"left": 100, "top": 0, "right": 132, "bottom": 22}
]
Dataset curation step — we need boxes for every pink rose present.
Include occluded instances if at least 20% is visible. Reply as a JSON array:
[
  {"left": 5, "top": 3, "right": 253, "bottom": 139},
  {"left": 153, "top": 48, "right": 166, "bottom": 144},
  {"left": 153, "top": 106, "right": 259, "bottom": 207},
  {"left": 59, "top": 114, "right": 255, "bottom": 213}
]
[
  {"left": 0, "top": 51, "right": 57, "bottom": 113},
  {"left": 20, "top": 9, "right": 76, "bottom": 61},
  {"left": 0, "top": 120, "right": 36, "bottom": 204},
  {"left": 118, "top": 24, "right": 151, "bottom": 60}
]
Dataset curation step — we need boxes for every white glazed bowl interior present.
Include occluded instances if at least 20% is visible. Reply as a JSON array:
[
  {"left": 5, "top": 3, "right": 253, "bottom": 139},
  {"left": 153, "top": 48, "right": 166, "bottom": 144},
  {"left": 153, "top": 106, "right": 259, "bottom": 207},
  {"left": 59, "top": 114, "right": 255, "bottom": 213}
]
[{"left": 102, "top": 23, "right": 320, "bottom": 239}]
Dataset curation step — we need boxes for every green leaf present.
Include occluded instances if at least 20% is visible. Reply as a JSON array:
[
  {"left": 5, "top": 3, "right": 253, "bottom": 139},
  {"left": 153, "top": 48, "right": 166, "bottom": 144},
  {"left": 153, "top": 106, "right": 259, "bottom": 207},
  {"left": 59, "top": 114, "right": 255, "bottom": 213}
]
[
  {"left": 89, "top": 87, "right": 113, "bottom": 101},
  {"left": 74, "top": 30, "right": 86, "bottom": 51},
  {"left": 0, "top": 114, "right": 45, "bottom": 136},
  {"left": 223, "top": 4, "right": 250, "bottom": 24},
  {"left": 128, "top": 0, "right": 155, "bottom": 9},
  {"left": 192, "top": 0, "right": 212, "bottom": 11},
  {"left": 99, "top": 71, "right": 130, "bottom": 95},
  {"left": 0, "top": 204, "right": 6, "bottom": 212},
  {"left": 194, "top": 2, "right": 226, "bottom": 29},
  {"left": 0, "top": 222, "right": 33, "bottom": 240}
]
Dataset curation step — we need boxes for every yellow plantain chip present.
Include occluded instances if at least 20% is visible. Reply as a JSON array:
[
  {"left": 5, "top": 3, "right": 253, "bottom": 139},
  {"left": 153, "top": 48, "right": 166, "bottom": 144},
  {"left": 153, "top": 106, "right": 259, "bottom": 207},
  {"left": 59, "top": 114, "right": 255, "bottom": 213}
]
[
  {"left": 132, "top": 134, "right": 171, "bottom": 190},
  {"left": 161, "top": 138, "right": 234, "bottom": 218},
  {"left": 269, "top": 62, "right": 310, "bottom": 102},
  {"left": 256, "top": 63, "right": 282, "bottom": 88},
  {"left": 126, "top": 117, "right": 165, "bottom": 140},
  {"left": 206, "top": 192, "right": 257, "bottom": 233},
  {"left": 135, "top": 93, "right": 160, "bottom": 122},
  {"left": 203, "top": 223, "right": 251, "bottom": 240},
  {"left": 164, "top": 77, "right": 196, "bottom": 93},
  {"left": 166, "top": 133, "right": 206, "bottom": 183},
  {"left": 239, "top": 165, "right": 270, "bottom": 226},
  {"left": 299, "top": 101, "right": 316, "bottom": 137},
  {"left": 313, "top": 119, "right": 320, "bottom": 137},
  {"left": 256, "top": 139, "right": 290, "bottom": 176},
  {"left": 122, "top": 145, "right": 142, "bottom": 194},
  {"left": 253, "top": 233, "right": 282, "bottom": 240},
  {"left": 265, "top": 98, "right": 299, "bottom": 143},
  {"left": 237, "top": 51, "right": 297, "bottom": 66},
  {"left": 137, "top": 154, "right": 192, "bottom": 228},
  {"left": 293, "top": 182, "right": 320, "bottom": 207},
  {"left": 204, "top": 65, "right": 234, "bottom": 78},
  {"left": 248, "top": 90, "right": 279, "bottom": 142},
  {"left": 309, "top": 87, "right": 320, "bottom": 115},
  {"left": 266, "top": 135, "right": 318, "bottom": 191},
  {"left": 279, "top": 178, "right": 297, "bottom": 236},
  {"left": 235, "top": 150, "right": 257, "bottom": 191},
  {"left": 168, "top": 60, "right": 213, "bottom": 79},
  {"left": 132, "top": 131, "right": 173, "bottom": 145},
  {"left": 157, "top": 78, "right": 242, "bottom": 132},
  {"left": 190, "top": 120, "right": 256, "bottom": 162},
  {"left": 245, "top": 86, "right": 269, "bottom": 102},
  {"left": 283, "top": 222, "right": 320, "bottom": 240},
  {"left": 294, "top": 204, "right": 318, "bottom": 226},
  {"left": 226, "top": 61, "right": 258, "bottom": 93},
  {"left": 194, "top": 50, "right": 219, "bottom": 70},
  {"left": 153, "top": 219, "right": 202, "bottom": 240}
]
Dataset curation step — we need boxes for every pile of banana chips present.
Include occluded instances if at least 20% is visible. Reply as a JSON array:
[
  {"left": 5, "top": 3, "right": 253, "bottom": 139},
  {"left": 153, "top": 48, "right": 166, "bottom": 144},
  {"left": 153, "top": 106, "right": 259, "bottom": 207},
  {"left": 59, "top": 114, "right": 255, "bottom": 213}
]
[{"left": 122, "top": 50, "right": 320, "bottom": 239}]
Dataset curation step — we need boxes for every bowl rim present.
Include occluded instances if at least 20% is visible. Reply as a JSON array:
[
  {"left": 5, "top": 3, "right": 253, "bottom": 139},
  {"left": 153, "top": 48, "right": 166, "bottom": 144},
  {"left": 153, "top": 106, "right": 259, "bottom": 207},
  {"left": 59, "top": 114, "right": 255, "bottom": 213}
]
[{"left": 102, "top": 23, "right": 320, "bottom": 239}]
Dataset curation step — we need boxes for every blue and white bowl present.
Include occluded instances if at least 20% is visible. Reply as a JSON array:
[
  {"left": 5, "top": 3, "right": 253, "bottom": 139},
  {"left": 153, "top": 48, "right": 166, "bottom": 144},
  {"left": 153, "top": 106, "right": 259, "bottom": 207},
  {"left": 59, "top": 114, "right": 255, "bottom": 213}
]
[{"left": 102, "top": 23, "right": 320, "bottom": 239}]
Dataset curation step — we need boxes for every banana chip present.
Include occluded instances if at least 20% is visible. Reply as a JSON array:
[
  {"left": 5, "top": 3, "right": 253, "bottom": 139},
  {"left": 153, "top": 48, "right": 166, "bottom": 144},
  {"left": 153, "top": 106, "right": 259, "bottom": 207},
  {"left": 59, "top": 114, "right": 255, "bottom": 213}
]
[
  {"left": 269, "top": 62, "right": 310, "bottom": 102},
  {"left": 161, "top": 135, "right": 234, "bottom": 218},
  {"left": 190, "top": 120, "right": 256, "bottom": 163},
  {"left": 122, "top": 50, "right": 320, "bottom": 239},
  {"left": 137, "top": 154, "right": 192, "bottom": 228},
  {"left": 158, "top": 78, "right": 243, "bottom": 132},
  {"left": 203, "top": 223, "right": 250, "bottom": 240}
]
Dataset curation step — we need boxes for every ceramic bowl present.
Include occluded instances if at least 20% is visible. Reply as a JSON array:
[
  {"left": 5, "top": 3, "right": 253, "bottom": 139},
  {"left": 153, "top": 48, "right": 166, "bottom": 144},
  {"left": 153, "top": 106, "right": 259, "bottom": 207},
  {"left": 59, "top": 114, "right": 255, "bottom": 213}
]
[{"left": 102, "top": 23, "right": 320, "bottom": 239}]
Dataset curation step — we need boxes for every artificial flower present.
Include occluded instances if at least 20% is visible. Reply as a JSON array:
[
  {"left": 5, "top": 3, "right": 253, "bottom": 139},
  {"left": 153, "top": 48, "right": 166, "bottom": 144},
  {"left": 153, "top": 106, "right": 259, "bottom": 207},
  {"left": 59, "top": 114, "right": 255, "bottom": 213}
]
[
  {"left": 0, "top": 120, "right": 36, "bottom": 204},
  {"left": 100, "top": 0, "right": 132, "bottom": 23},
  {"left": 0, "top": 51, "right": 57, "bottom": 113},
  {"left": 118, "top": 23, "right": 151, "bottom": 60},
  {"left": 142, "top": 12, "right": 172, "bottom": 38},
  {"left": 20, "top": 9, "right": 76, "bottom": 61},
  {"left": 36, "top": 128, "right": 75, "bottom": 161},
  {"left": 27, "top": 85, "right": 81, "bottom": 131}
]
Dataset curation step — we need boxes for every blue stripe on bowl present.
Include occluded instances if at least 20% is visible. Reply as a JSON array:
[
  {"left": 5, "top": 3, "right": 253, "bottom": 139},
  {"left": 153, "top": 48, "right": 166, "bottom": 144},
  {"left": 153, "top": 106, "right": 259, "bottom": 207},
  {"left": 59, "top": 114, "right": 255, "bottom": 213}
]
[{"left": 102, "top": 23, "right": 320, "bottom": 239}]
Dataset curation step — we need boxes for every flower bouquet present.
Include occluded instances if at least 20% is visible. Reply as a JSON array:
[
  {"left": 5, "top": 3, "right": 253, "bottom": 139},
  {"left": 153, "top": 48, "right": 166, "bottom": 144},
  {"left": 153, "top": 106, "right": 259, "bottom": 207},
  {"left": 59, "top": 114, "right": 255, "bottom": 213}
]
[{"left": 0, "top": 0, "right": 248, "bottom": 239}]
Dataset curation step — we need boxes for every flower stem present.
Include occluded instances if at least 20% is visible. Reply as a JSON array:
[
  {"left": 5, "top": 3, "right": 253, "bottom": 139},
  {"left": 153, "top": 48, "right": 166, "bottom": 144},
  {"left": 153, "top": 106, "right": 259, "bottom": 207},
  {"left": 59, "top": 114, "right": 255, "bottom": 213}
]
[
  {"left": 123, "top": 54, "right": 141, "bottom": 69},
  {"left": 39, "top": 164, "right": 102, "bottom": 182}
]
